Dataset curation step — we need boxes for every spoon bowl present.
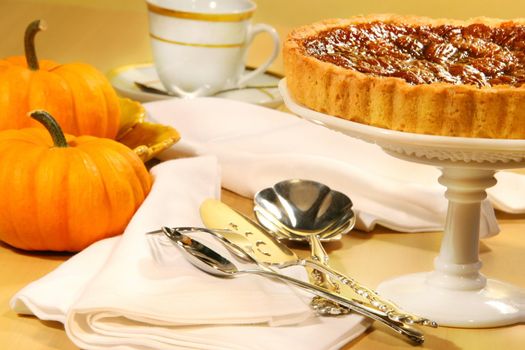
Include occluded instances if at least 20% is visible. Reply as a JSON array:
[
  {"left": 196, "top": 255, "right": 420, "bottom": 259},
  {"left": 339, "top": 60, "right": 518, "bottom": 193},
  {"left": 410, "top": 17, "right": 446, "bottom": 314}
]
[
  {"left": 254, "top": 180, "right": 355, "bottom": 239},
  {"left": 162, "top": 228, "right": 240, "bottom": 277},
  {"left": 254, "top": 204, "right": 355, "bottom": 241}
]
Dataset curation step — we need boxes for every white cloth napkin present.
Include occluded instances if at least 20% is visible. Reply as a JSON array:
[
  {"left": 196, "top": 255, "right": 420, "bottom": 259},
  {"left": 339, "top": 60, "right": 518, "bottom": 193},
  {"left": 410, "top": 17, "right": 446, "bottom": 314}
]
[
  {"left": 145, "top": 97, "right": 525, "bottom": 238},
  {"left": 11, "top": 156, "right": 368, "bottom": 350}
]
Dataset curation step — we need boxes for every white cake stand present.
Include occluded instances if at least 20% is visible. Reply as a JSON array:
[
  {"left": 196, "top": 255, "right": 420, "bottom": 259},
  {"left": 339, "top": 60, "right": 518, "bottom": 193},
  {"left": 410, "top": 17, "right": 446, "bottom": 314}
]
[{"left": 279, "top": 79, "right": 525, "bottom": 327}]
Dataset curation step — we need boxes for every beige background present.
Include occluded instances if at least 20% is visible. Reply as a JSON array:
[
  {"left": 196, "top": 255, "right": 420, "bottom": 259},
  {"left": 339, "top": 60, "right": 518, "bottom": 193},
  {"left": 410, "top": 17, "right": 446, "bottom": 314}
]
[{"left": 2, "top": 0, "right": 525, "bottom": 75}]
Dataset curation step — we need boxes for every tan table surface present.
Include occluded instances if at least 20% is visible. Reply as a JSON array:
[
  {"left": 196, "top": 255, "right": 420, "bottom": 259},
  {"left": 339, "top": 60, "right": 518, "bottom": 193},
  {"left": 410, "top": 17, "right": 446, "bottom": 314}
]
[{"left": 1, "top": 1, "right": 525, "bottom": 349}]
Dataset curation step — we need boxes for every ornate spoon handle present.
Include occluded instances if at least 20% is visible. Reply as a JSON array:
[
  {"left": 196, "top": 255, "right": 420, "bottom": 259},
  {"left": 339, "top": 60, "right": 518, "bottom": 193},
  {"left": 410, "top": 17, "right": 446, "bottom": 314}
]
[
  {"left": 308, "top": 235, "right": 354, "bottom": 316},
  {"left": 299, "top": 259, "right": 437, "bottom": 327}
]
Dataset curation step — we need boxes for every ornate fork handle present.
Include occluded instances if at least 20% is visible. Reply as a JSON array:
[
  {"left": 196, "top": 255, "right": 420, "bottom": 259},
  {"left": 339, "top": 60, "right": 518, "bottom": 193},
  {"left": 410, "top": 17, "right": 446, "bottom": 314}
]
[{"left": 298, "top": 259, "right": 437, "bottom": 328}]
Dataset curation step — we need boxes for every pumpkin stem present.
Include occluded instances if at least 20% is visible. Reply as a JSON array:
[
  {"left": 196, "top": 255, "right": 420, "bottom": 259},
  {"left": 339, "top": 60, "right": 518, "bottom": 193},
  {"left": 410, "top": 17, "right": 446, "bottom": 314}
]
[
  {"left": 29, "top": 110, "right": 68, "bottom": 148},
  {"left": 24, "top": 19, "right": 47, "bottom": 71}
]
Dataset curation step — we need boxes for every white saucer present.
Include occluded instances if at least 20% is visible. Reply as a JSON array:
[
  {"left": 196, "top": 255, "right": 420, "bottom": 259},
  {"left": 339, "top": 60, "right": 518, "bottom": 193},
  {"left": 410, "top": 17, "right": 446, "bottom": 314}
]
[{"left": 107, "top": 63, "right": 283, "bottom": 108}]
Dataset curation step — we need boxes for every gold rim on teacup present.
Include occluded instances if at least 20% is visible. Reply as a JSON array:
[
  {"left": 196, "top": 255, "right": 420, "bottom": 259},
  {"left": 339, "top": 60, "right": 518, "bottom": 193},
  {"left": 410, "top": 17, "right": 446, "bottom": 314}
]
[{"left": 146, "top": 1, "right": 255, "bottom": 23}]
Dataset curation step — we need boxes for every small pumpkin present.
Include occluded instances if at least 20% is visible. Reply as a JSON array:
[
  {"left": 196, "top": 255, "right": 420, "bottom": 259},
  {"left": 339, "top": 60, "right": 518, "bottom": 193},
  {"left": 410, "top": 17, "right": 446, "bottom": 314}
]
[
  {"left": 0, "top": 110, "right": 152, "bottom": 251},
  {"left": 0, "top": 20, "right": 120, "bottom": 138}
]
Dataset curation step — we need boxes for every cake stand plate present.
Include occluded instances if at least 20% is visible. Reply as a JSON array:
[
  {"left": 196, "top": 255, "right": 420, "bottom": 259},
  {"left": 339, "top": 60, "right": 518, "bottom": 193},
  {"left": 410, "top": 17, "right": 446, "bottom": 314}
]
[{"left": 280, "top": 79, "right": 525, "bottom": 327}]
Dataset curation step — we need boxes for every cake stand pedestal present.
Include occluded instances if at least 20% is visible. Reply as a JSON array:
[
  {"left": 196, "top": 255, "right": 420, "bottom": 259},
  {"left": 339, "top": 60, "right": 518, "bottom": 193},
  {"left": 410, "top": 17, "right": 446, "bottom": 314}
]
[
  {"left": 280, "top": 79, "right": 525, "bottom": 327},
  {"left": 376, "top": 153, "right": 525, "bottom": 327}
]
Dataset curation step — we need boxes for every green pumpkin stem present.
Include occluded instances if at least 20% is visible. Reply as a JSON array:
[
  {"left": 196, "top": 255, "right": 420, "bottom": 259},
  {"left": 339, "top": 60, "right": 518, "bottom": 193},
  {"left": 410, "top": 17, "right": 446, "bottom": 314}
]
[
  {"left": 24, "top": 19, "right": 47, "bottom": 71},
  {"left": 29, "top": 110, "right": 68, "bottom": 148}
]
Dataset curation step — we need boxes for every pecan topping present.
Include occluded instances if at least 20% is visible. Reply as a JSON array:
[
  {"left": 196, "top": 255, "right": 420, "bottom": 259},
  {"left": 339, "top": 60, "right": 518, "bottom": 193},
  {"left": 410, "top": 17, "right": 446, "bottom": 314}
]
[{"left": 303, "top": 22, "right": 525, "bottom": 87}]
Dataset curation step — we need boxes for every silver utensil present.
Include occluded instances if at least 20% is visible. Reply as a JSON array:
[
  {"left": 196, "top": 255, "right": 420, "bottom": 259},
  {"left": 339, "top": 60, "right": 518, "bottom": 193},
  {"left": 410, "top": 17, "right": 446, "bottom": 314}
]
[
  {"left": 254, "top": 179, "right": 356, "bottom": 314},
  {"left": 255, "top": 180, "right": 354, "bottom": 234},
  {"left": 155, "top": 226, "right": 428, "bottom": 344}
]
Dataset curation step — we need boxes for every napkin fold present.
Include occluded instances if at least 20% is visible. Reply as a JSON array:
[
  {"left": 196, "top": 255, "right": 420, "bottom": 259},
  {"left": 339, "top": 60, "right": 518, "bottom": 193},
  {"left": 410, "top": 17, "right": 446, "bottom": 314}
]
[
  {"left": 11, "top": 156, "right": 368, "bottom": 350},
  {"left": 145, "top": 97, "right": 525, "bottom": 238}
]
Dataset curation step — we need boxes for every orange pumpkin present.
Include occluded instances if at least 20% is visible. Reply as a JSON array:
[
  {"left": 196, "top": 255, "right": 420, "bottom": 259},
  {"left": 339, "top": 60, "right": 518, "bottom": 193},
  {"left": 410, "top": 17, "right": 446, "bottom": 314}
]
[
  {"left": 0, "top": 20, "right": 120, "bottom": 138},
  {"left": 0, "top": 110, "right": 152, "bottom": 251}
]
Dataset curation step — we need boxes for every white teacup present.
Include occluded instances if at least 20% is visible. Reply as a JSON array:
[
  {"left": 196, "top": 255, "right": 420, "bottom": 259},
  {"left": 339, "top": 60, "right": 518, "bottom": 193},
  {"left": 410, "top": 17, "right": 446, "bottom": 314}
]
[{"left": 146, "top": 0, "right": 280, "bottom": 98}]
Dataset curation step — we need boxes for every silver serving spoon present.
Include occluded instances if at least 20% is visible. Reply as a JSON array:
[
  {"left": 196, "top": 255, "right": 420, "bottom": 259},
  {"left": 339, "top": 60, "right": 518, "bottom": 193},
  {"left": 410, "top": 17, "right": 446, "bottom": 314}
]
[
  {"left": 158, "top": 226, "right": 427, "bottom": 345},
  {"left": 255, "top": 180, "right": 355, "bottom": 234},
  {"left": 254, "top": 179, "right": 356, "bottom": 314}
]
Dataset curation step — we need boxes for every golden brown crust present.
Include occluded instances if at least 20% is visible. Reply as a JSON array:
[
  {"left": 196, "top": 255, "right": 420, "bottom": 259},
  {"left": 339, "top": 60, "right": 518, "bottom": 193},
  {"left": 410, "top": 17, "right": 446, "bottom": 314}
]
[{"left": 283, "top": 14, "right": 525, "bottom": 139}]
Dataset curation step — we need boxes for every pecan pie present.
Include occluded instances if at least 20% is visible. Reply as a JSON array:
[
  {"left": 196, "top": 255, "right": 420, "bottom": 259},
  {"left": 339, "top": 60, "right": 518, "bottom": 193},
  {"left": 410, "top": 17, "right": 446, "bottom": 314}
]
[{"left": 283, "top": 15, "right": 525, "bottom": 139}]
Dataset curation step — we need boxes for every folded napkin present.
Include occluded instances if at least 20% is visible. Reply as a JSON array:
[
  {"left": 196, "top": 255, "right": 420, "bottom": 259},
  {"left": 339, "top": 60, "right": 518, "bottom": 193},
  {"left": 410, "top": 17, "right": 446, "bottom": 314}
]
[
  {"left": 11, "top": 156, "right": 368, "bottom": 350},
  {"left": 145, "top": 97, "right": 525, "bottom": 238}
]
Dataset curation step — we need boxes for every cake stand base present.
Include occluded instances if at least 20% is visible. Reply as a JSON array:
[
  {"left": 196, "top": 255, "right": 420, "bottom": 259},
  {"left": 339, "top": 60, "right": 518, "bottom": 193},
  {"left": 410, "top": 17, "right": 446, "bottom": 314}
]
[{"left": 378, "top": 272, "right": 525, "bottom": 328}]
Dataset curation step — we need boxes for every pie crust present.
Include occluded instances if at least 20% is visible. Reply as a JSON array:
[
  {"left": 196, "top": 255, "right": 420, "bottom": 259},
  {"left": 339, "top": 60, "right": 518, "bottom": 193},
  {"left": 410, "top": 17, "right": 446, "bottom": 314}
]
[{"left": 283, "top": 14, "right": 525, "bottom": 139}]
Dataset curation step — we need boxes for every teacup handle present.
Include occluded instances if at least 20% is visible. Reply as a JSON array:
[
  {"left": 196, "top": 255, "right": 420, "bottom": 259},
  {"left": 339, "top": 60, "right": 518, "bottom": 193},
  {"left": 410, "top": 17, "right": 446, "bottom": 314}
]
[{"left": 237, "top": 23, "right": 280, "bottom": 88}]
